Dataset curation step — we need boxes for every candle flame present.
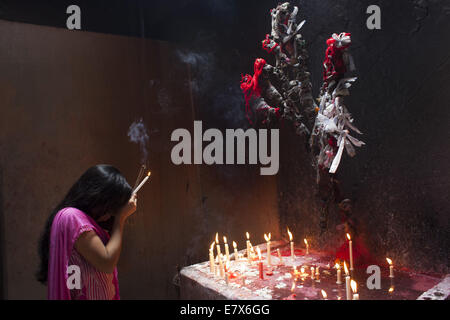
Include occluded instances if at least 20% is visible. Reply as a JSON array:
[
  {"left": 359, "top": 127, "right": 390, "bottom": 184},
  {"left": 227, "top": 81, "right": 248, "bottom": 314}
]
[
  {"left": 344, "top": 261, "right": 349, "bottom": 275},
  {"left": 287, "top": 228, "right": 293, "bottom": 241},
  {"left": 389, "top": 286, "right": 394, "bottom": 293},
  {"left": 232, "top": 241, "right": 237, "bottom": 248},
  {"left": 321, "top": 289, "right": 327, "bottom": 299},
  {"left": 264, "top": 233, "right": 271, "bottom": 242},
  {"left": 215, "top": 233, "right": 219, "bottom": 244},
  {"left": 335, "top": 263, "right": 340, "bottom": 270},
  {"left": 346, "top": 233, "right": 351, "bottom": 241},
  {"left": 386, "top": 257, "right": 393, "bottom": 265},
  {"left": 304, "top": 238, "right": 308, "bottom": 245},
  {"left": 223, "top": 236, "right": 227, "bottom": 244},
  {"left": 256, "top": 247, "right": 262, "bottom": 260},
  {"left": 350, "top": 279, "right": 357, "bottom": 293},
  {"left": 147, "top": 171, "right": 151, "bottom": 177},
  {"left": 210, "top": 242, "right": 215, "bottom": 251},
  {"left": 300, "top": 267, "right": 305, "bottom": 273},
  {"left": 246, "top": 232, "right": 250, "bottom": 240}
]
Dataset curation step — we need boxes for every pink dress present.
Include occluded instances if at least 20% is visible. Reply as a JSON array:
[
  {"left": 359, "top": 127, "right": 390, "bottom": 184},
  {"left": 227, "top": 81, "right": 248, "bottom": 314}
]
[{"left": 48, "top": 207, "right": 120, "bottom": 300}]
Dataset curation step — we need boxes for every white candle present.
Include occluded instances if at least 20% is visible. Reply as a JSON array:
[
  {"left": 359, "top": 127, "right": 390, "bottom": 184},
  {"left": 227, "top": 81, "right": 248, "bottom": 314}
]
[
  {"left": 344, "top": 262, "right": 351, "bottom": 300},
  {"left": 321, "top": 289, "right": 327, "bottom": 300},
  {"left": 218, "top": 253, "right": 225, "bottom": 278},
  {"left": 351, "top": 279, "right": 359, "bottom": 300},
  {"left": 264, "top": 233, "right": 271, "bottom": 266},
  {"left": 387, "top": 258, "right": 394, "bottom": 278},
  {"left": 304, "top": 238, "right": 309, "bottom": 255},
  {"left": 233, "top": 241, "right": 238, "bottom": 261},
  {"left": 215, "top": 233, "right": 221, "bottom": 256},
  {"left": 277, "top": 248, "right": 283, "bottom": 265},
  {"left": 223, "top": 236, "right": 230, "bottom": 263},
  {"left": 246, "top": 232, "right": 250, "bottom": 260},
  {"left": 347, "top": 233, "right": 354, "bottom": 271},
  {"left": 287, "top": 228, "right": 294, "bottom": 260},
  {"left": 336, "top": 263, "right": 342, "bottom": 284},
  {"left": 310, "top": 267, "right": 315, "bottom": 280},
  {"left": 133, "top": 171, "right": 151, "bottom": 193},
  {"left": 209, "top": 242, "right": 215, "bottom": 273}
]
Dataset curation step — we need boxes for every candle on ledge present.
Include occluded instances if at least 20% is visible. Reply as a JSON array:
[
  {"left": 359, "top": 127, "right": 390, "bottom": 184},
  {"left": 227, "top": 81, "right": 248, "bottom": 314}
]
[
  {"left": 386, "top": 258, "right": 394, "bottom": 278},
  {"left": 304, "top": 238, "right": 309, "bottom": 255},
  {"left": 277, "top": 248, "right": 283, "bottom": 265},
  {"left": 218, "top": 253, "right": 225, "bottom": 278},
  {"left": 287, "top": 228, "right": 294, "bottom": 260},
  {"left": 321, "top": 289, "right": 327, "bottom": 300},
  {"left": 133, "top": 171, "right": 151, "bottom": 194},
  {"left": 215, "top": 233, "right": 222, "bottom": 257},
  {"left": 225, "top": 260, "right": 230, "bottom": 284},
  {"left": 233, "top": 241, "right": 239, "bottom": 261},
  {"left": 344, "top": 261, "right": 351, "bottom": 300},
  {"left": 336, "top": 263, "right": 342, "bottom": 284},
  {"left": 264, "top": 233, "right": 272, "bottom": 266},
  {"left": 246, "top": 232, "right": 251, "bottom": 260},
  {"left": 351, "top": 279, "right": 359, "bottom": 300},
  {"left": 209, "top": 242, "right": 215, "bottom": 274},
  {"left": 347, "top": 233, "right": 354, "bottom": 271},
  {"left": 257, "top": 247, "right": 264, "bottom": 280},
  {"left": 223, "top": 236, "right": 230, "bottom": 263}
]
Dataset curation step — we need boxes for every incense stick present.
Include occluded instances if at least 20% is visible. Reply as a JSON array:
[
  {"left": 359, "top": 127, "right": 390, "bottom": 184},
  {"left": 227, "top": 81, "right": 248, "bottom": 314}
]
[
  {"left": 133, "top": 164, "right": 146, "bottom": 189},
  {"left": 133, "top": 171, "right": 151, "bottom": 194}
]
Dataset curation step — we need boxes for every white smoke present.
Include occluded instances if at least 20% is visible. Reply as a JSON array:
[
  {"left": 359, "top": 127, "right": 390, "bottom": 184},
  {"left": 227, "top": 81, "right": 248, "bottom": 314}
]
[{"left": 127, "top": 118, "right": 150, "bottom": 164}]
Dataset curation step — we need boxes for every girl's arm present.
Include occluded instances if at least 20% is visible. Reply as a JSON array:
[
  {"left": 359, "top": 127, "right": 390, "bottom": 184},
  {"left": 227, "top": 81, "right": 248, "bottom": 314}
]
[{"left": 74, "top": 194, "right": 137, "bottom": 273}]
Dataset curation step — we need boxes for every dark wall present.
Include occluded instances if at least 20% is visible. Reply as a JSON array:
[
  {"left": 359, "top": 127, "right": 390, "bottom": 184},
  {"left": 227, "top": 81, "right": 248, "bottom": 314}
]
[{"left": 277, "top": 0, "right": 450, "bottom": 273}]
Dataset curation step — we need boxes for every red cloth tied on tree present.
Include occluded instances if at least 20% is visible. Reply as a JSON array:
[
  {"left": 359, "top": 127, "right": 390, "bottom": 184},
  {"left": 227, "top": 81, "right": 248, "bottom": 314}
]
[
  {"left": 262, "top": 34, "right": 278, "bottom": 54},
  {"left": 323, "top": 33, "right": 351, "bottom": 83},
  {"left": 240, "top": 58, "right": 266, "bottom": 124}
]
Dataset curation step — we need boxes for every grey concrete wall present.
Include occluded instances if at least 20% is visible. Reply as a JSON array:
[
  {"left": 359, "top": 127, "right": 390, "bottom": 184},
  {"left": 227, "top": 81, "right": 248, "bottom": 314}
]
[{"left": 0, "top": 20, "right": 280, "bottom": 299}]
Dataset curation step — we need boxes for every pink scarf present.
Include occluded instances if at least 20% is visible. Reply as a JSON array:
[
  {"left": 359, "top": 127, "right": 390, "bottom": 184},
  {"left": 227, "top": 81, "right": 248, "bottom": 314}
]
[{"left": 47, "top": 207, "right": 120, "bottom": 300}]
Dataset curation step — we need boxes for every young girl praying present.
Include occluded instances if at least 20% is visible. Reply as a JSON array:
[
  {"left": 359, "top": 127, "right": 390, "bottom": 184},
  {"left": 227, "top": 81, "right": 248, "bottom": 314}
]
[{"left": 36, "top": 164, "right": 138, "bottom": 300}]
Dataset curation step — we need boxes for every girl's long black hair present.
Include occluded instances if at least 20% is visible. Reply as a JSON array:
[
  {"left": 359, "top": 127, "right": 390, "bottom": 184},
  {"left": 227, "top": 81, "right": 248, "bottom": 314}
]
[{"left": 36, "top": 164, "right": 132, "bottom": 284}]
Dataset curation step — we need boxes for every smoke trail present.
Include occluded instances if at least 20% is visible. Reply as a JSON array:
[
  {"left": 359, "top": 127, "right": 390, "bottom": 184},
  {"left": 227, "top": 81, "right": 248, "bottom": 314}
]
[
  {"left": 127, "top": 118, "right": 150, "bottom": 164},
  {"left": 176, "top": 50, "right": 215, "bottom": 94}
]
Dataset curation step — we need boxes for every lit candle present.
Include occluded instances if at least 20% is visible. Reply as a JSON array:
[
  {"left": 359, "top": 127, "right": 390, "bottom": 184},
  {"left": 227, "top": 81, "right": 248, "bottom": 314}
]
[
  {"left": 218, "top": 253, "right": 225, "bottom": 278},
  {"left": 310, "top": 267, "right": 315, "bottom": 280},
  {"left": 233, "top": 241, "right": 238, "bottom": 261},
  {"left": 336, "top": 263, "right": 342, "bottom": 284},
  {"left": 315, "top": 266, "right": 320, "bottom": 280},
  {"left": 351, "top": 279, "right": 359, "bottom": 300},
  {"left": 277, "top": 248, "right": 283, "bottom": 265},
  {"left": 304, "top": 238, "right": 309, "bottom": 255},
  {"left": 133, "top": 171, "right": 151, "bottom": 194},
  {"left": 246, "top": 232, "right": 251, "bottom": 260},
  {"left": 344, "top": 261, "right": 351, "bottom": 300},
  {"left": 287, "top": 228, "right": 294, "bottom": 260},
  {"left": 215, "top": 233, "right": 222, "bottom": 257},
  {"left": 209, "top": 242, "right": 215, "bottom": 274},
  {"left": 321, "top": 289, "right": 327, "bottom": 300},
  {"left": 386, "top": 258, "right": 394, "bottom": 278},
  {"left": 257, "top": 247, "right": 264, "bottom": 280},
  {"left": 223, "top": 236, "right": 230, "bottom": 263},
  {"left": 264, "top": 233, "right": 272, "bottom": 266},
  {"left": 225, "top": 260, "right": 230, "bottom": 284},
  {"left": 347, "top": 233, "right": 354, "bottom": 271}
]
